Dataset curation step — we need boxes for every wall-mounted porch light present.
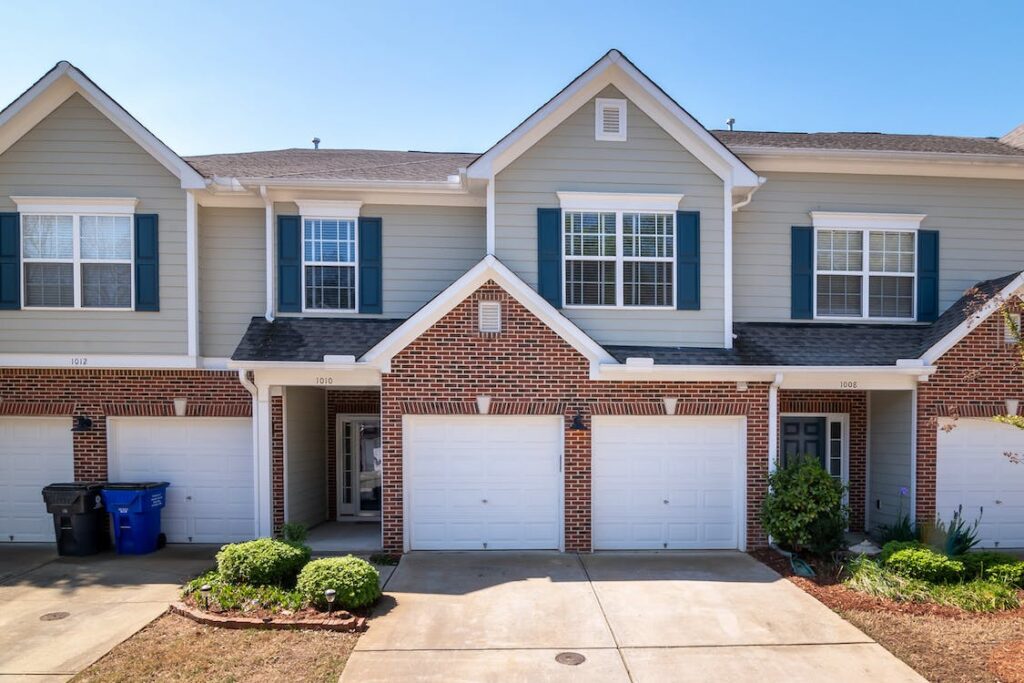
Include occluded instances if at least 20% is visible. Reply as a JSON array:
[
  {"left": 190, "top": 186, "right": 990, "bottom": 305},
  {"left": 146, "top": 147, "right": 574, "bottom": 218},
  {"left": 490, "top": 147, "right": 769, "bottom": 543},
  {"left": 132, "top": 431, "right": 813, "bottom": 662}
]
[
  {"left": 70, "top": 416, "right": 93, "bottom": 432},
  {"left": 173, "top": 398, "right": 188, "bottom": 417},
  {"left": 663, "top": 398, "right": 678, "bottom": 415},
  {"left": 570, "top": 409, "right": 588, "bottom": 431},
  {"left": 476, "top": 395, "right": 492, "bottom": 415}
]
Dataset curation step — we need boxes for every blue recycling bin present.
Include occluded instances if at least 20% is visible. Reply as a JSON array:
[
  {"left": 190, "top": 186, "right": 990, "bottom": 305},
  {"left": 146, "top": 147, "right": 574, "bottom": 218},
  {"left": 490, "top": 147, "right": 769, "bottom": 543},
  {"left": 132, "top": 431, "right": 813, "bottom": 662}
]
[{"left": 100, "top": 482, "right": 169, "bottom": 555}]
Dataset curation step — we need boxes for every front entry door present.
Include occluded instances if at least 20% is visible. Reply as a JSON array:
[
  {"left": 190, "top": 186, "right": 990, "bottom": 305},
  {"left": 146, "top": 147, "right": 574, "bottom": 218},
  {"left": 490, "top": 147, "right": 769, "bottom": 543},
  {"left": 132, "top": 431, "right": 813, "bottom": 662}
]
[
  {"left": 781, "top": 417, "right": 826, "bottom": 469},
  {"left": 337, "top": 418, "right": 382, "bottom": 518}
]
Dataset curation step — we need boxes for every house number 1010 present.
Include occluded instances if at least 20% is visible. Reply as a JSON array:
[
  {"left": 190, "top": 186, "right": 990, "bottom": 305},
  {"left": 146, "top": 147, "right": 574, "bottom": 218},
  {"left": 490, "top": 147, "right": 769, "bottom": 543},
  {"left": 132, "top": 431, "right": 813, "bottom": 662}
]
[
  {"left": 315, "top": 377, "right": 334, "bottom": 385},
  {"left": 840, "top": 380, "right": 858, "bottom": 389}
]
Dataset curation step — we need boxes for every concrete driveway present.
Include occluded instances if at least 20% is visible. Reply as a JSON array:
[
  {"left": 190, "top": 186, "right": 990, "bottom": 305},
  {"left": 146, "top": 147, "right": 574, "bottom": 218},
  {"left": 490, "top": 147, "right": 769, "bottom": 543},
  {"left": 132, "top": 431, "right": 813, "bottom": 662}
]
[
  {"left": 0, "top": 544, "right": 215, "bottom": 682},
  {"left": 343, "top": 551, "right": 924, "bottom": 683}
]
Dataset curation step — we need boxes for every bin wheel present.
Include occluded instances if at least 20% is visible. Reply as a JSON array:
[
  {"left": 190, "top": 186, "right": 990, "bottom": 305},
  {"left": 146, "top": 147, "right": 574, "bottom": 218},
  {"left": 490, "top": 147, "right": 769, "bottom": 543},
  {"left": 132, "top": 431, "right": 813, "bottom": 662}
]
[{"left": 156, "top": 533, "right": 167, "bottom": 550}]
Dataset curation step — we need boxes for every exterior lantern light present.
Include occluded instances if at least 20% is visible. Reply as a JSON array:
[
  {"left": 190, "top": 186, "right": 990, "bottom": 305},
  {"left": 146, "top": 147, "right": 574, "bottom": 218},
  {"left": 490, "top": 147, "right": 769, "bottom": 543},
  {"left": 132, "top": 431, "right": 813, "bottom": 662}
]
[
  {"left": 325, "top": 588, "right": 337, "bottom": 616},
  {"left": 199, "top": 583, "right": 212, "bottom": 610},
  {"left": 570, "top": 409, "right": 588, "bottom": 431},
  {"left": 663, "top": 398, "right": 678, "bottom": 416},
  {"left": 1007, "top": 399, "right": 1019, "bottom": 416},
  {"left": 173, "top": 398, "right": 188, "bottom": 417},
  {"left": 476, "top": 395, "right": 492, "bottom": 415}
]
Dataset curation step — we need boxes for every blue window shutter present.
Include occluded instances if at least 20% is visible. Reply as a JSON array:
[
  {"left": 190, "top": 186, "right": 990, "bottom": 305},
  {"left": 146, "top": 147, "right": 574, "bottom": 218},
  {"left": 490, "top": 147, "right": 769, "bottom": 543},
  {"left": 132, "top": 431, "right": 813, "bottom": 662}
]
[
  {"left": 358, "top": 217, "right": 383, "bottom": 314},
  {"left": 676, "top": 211, "right": 700, "bottom": 310},
  {"left": 0, "top": 213, "right": 19, "bottom": 310},
  {"left": 791, "top": 226, "right": 814, "bottom": 319},
  {"left": 277, "top": 215, "right": 301, "bottom": 312},
  {"left": 134, "top": 214, "right": 159, "bottom": 311},
  {"left": 537, "top": 208, "right": 561, "bottom": 308},
  {"left": 917, "top": 230, "right": 939, "bottom": 322}
]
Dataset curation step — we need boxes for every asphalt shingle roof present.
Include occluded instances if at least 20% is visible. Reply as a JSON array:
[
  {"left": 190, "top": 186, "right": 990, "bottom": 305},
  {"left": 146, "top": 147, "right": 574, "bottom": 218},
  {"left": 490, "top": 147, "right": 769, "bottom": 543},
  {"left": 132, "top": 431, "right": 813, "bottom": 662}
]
[
  {"left": 711, "top": 130, "right": 1024, "bottom": 157},
  {"left": 231, "top": 317, "right": 404, "bottom": 363}
]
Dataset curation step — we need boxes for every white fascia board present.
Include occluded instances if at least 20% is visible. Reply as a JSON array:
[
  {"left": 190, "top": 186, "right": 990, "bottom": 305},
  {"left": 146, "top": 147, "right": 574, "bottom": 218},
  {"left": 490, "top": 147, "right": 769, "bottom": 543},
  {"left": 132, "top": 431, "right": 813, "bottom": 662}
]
[
  {"left": 557, "top": 191, "right": 684, "bottom": 212},
  {"left": 11, "top": 196, "right": 139, "bottom": 214},
  {"left": 596, "top": 363, "right": 936, "bottom": 388},
  {"left": 0, "top": 62, "right": 206, "bottom": 190},
  {"left": 467, "top": 50, "right": 759, "bottom": 189},
  {"left": 736, "top": 148, "right": 1024, "bottom": 181},
  {"left": 237, "top": 177, "right": 467, "bottom": 192},
  {"left": 0, "top": 354, "right": 199, "bottom": 369},
  {"left": 245, "top": 365, "right": 382, "bottom": 389},
  {"left": 810, "top": 211, "right": 927, "bottom": 231},
  {"left": 360, "top": 254, "right": 616, "bottom": 371},
  {"left": 918, "top": 273, "right": 1024, "bottom": 365},
  {"left": 294, "top": 199, "right": 362, "bottom": 219}
]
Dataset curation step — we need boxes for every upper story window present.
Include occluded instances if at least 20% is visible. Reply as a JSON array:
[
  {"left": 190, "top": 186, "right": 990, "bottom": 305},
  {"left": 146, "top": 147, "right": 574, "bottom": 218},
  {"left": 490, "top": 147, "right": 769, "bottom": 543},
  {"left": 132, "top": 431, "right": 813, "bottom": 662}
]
[
  {"left": 595, "top": 98, "right": 627, "bottom": 141},
  {"left": 296, "top": 200, "right": 363, "bottom": 313},
  {"left": 557, "top": 192, "right": 684, "bottom": 309},
  {"left": 811, "top": 212, "right": 926, "bottom": 320},
  {"left": 22, "top": 212, "right": 133, "bottom": 309}
]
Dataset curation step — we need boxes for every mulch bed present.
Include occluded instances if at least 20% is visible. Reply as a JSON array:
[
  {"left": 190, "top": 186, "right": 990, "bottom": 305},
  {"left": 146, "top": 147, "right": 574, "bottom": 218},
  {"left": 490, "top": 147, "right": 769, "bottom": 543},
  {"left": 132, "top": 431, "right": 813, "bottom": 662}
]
[
  {"left": 749, "top": 548, "right": 1024, "bottom": 682},
  {"left": 175, "top": 595, "right": 368, "bottom": 632}
]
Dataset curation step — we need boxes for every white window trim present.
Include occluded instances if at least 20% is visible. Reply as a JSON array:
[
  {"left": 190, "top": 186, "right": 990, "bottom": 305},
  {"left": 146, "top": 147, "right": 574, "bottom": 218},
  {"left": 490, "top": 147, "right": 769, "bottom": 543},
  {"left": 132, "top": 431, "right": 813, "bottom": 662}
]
[
  {"left": 594, "top": 97, "right": 627, "bottom": 142},
  {"left": 560, "top": 207, "right": 677, "bottom": 310},
  {"left": 11, "top": 196, "right": 138, "bottom": 215},
  {"left": 295, "top": 199, "right": 362, "bottom": 220},
  {"left": 810, "top": 211, "right": 926, "bottom": 232},
  {"left": 300, "top": 215, "right": 359, "bottom": 313},
  {"left": 812, "top": 227, "right": 918, "bottom": 322},
  {"left": 557, "top": 192, "right": 683, "bottom": 212},
  {"left": 21, "top": 212, "right": 135, "bottom": 311}
]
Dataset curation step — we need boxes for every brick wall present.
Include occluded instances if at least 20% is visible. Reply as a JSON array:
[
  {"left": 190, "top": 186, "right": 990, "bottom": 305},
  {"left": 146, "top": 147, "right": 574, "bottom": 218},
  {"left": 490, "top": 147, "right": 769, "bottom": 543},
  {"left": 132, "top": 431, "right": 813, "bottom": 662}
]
[
  {"left": 917, "top": 310, "right": 1024, "bottom": 521},
  {"left": 0, "top": 369, "right": 251, "bottom": 481},
  {"left": 271, "top": 394, "right": 284, "bottom": 533},
  {"left": 325, "top": 390, "right": 381, "bottom": 519},
  {"left": 779, "top": 390, "right": 867, "bottom": 532},
  {"left": 380, "top": 281, "right": 770, "bottom": 553}
]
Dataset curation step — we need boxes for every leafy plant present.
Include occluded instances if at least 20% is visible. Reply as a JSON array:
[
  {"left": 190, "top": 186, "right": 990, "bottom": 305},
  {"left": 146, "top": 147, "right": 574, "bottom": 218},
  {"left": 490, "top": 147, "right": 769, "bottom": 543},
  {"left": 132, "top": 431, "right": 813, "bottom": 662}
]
[
  {"left": 280, "top": 522, "right": 308, "bottom": 545},
  {"left": 986, "top": 562, "right": 1024, "bottom": 587},
  {"left": 183, "top": 571, "right": 304, "bottom": 612},
  {"left": 956, "top": 551, "right": 1018, "bottom": 579},
  {"left": 884, "top": 547, "right": 965, "bottom": 583},
  {"left": 929, "top": 580, "right": 1020, "bottom": 612},
  {"left": 297, "top": 556, "right": 381, "bottom": 610},
  {"left": 761, "top": 456, "right": 847, "bottom": 556},
  {"left": 921, "top": 505, "right": 983, "bottom": 557},
  {"left": 876, "top": 487, "right": 919, "bottom": 543},
  {"left": 845, "top": 556, "right": 932, "bottom": 603},
  {"left": 879, "top": 540, "right": 925, "bottom": 563},
  {"left": 368, "top": 552, "right": 401, "bottom": 566},
  {"left": 216, "top": 538, "right": 310, "bottom": 587}
]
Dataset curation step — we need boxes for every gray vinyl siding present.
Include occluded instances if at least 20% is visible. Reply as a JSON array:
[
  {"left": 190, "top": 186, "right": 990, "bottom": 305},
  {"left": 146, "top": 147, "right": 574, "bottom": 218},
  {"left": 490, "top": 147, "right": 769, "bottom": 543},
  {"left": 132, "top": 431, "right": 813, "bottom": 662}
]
[
  {"left": 198, "top": 207, "right": 265, "bottom": 358},
  {"left": 494, "top": 86, "right": 725, "bottom": 347},
  {"left": 0, "top": 93, "right": 187, "bottom": 355},
  {"left": 285, "top": 386, "right": 327, "bottom": 528},
  {"left": 734, "top": 172, "right": 1024, "bottom": 322},
  {"left": 274, "top": 202, "right": 485, "bottom": 318},
  {"left": 868, "top": 390, "right": 914, "bottom": 534}
]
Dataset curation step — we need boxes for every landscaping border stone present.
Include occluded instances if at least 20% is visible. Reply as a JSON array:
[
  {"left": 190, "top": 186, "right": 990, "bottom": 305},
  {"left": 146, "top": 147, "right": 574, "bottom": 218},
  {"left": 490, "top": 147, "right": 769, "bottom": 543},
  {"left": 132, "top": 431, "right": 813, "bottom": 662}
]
[{"left": 170, "top": 602, "right": 366, "bottom": 632}]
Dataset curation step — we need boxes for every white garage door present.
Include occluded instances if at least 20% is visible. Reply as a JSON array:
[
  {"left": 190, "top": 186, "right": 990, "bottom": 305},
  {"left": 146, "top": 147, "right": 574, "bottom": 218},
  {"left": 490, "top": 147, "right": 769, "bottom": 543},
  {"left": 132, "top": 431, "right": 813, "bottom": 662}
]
[
  {"left": 406, "top": 415, "right": 562, "bottom": 550},
  {"left": 0, "top": 418, "right": 74, "bottom": 543},
  {"left": 938, "top": 418, "right": 1024, "bottom": 548},
  {"left": 593, "top": 416, "right": 744, "bottom": 550},
  {"left": 108, "top": 418, "right": 254, "bottom": 544}
]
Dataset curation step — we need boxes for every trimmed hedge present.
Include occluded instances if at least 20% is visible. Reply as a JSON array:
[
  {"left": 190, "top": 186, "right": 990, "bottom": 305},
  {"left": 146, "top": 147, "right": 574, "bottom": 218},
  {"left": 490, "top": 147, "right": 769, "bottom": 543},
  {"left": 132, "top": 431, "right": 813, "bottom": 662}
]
[
  {"left": 297, "top": 556, "right": 381, "bottom": 610},
  {"left": 879, "top": 540, "right": 925, "bottom": 563},
  {"left": 884, "top": 547, "right": 964, "bottom": 583},
  {"left": 216, "top": 538, "right": 311, "bottom": 587}
]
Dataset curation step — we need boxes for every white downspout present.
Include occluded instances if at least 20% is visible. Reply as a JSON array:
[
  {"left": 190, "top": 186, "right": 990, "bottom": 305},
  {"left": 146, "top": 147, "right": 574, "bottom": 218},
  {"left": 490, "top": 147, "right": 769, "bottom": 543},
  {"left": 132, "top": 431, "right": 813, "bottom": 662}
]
[
  {"left": 768, "top": 372, "right": 783, "bottom": 475},
  {"left": 260, "top": 185, "right": 274, "bottom": 321},
  {"left": 237, "top": 370, "right": 262, "bottom": 538}
]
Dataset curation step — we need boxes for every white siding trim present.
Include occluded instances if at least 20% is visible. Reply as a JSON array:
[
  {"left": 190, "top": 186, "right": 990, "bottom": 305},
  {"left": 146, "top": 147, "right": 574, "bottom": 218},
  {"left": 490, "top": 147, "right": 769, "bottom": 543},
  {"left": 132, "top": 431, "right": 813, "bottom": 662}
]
[
  {"left": 810, "top": 211, "right": 927, "bottom": 231},
  {"left": 11, "top": 196, "right": 138, "bottom": 214},
  {"left": 919, "top": 274, "right": 1024, "bottom": 365},
  {"left": 556, "top": 191, "right": 684, "bottom": 212},
  {"left": 724, "top": 182, "right": 734, "bottom": 349},
  {"left": 186, "top": 191, "right": 199, "bottom": 359},
  {"left": 294, "top": 199, "right": 362, "bottom": 219},
  {"left": 485, "top": 177, "right": 495, "bottom": 255},
  {"left": 0, "top": 353, "right": 198, "bottom": 369}
]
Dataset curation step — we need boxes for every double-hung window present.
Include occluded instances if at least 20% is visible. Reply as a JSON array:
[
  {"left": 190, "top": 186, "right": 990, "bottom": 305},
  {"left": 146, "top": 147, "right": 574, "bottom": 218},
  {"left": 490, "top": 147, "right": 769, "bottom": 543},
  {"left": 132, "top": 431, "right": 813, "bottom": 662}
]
[
  {"left": 559, "top": 193, "right": 682, "bottom": 308},
  {"left": 303, "top": 217, "right": 357, "bottom": 311},
  {"left": 812, "top": 212, "right": 925, "bottom": 320},
  {"left": 22, "top": 213, "right": 133, "bottom": 309}
]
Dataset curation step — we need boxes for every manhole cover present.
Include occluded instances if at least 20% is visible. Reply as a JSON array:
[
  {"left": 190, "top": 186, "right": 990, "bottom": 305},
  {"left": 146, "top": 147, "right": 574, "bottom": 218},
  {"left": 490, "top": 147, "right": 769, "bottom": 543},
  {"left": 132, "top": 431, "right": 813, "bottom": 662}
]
[
  {"left": 40, "top": 612, "right": 70, "bottom": 621},
  {"left": 555, "top": 652, "right": 586, "bottom": 666}
]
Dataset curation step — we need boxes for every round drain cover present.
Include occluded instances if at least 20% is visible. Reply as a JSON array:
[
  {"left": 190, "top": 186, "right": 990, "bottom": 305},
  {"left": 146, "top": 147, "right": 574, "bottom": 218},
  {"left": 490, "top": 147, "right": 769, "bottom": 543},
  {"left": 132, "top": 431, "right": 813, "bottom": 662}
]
[
  {"left": 555, "top": 652, "right": 586, "bottom": 666},
  {"left": 40, "top": 612, "right": 70, "bottom": 621}
]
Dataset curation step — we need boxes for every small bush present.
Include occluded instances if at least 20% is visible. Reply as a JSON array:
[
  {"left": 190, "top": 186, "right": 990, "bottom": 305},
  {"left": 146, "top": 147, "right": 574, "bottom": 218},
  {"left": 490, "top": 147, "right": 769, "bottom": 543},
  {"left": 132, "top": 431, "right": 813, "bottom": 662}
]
[
  {"left": 986, "top": 562, "right": 1024, "bottom": 587},
  {"left": 930, "top": 580, "right": 1020, "bottom": 612},
  {"left": 884, "top": 547, "right": 965, "bottom": 583},
  {"left": 280, "top": 522, "right": 308, "bottom": 545},
  {"left": 876, "top": 514, "right": 919, "bottom": 544},
  {"left": 956, "top": 551, "right": 1018, "bottom": 579},
  {"left": 845, "top": 556, "right": 931, "bottom": 603},
  {"left": 216, "top": 538, "right": 310, "bottom": 587},
  {"left": 297, "top": 556, "right": 381, "bottom": 610},
  {"left": 761, "top": 456, "right": 847, "bottom": 556},
  {"left": 879, "top": 540, "right": 925, "bottom": 563},
  {"left": 183, "top": 571, "right": 304, "bottom": 613}
]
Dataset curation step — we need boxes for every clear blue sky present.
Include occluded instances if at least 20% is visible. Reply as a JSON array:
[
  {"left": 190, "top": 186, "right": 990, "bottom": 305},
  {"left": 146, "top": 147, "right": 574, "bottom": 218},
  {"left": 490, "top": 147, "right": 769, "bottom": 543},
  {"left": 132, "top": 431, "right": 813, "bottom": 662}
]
[{"left": 2, "top": 1, "right": 1022, "bottom": 156}]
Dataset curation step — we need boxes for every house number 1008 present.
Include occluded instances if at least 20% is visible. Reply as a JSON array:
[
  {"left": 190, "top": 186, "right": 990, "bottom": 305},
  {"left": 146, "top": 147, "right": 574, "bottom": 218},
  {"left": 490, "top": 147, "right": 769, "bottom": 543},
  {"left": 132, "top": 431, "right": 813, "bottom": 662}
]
[
  {"left": 315, "top": 377, "right": 334, "bottom": 385},
  {"left": 840, "top": 381, "right": 858, "bottom": 389}
]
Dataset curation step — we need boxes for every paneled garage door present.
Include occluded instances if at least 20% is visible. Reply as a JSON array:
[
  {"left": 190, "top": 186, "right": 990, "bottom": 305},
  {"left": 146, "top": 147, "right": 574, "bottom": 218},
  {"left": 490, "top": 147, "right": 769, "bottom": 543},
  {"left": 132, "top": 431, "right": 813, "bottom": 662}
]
[
  {"left": 108, "top": 417, "right": 254, "bottom": 544},
  {"left": 406, "top": 415, "right": 562, "bottom": 550},
  {"left": 592, "top": 416, "right": 745, "bottom": 550},
  {"left": 938, "top": 418, "right": 1024, "bottom": 548},
  {"left": 0, "top": 417, "right": 74, "bottom": 543}
]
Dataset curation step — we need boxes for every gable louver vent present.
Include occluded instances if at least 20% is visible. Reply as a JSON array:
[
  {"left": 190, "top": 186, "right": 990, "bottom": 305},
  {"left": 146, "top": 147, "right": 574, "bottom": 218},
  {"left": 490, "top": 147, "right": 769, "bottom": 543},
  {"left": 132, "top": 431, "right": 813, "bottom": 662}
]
[
  {"left": 478, "top": 300, "right": 502, "bottom": 333},
  {"left": 595, "top": 98, "right": 627, "bottom": 141}
]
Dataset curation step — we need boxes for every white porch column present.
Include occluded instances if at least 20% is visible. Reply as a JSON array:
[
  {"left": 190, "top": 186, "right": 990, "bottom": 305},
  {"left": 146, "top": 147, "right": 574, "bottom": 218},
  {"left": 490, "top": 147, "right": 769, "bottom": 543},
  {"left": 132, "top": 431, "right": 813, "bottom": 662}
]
[
  {"left": 254, "top": 383, "right": 274, "bottom": 537},
  {"left": 768, "top": 373, "right": 783, "bottom": 474}
]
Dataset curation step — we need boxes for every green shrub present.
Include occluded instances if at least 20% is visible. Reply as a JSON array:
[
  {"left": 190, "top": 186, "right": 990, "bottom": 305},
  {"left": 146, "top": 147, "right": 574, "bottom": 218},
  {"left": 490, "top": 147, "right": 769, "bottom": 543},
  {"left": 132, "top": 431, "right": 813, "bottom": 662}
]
[
  {"left": 929, "top": 580, "right": 1020, "bottom": 612},
  {"left": 297, "top": 556, "right": 381, "bottom": 610},
  {"left": 183, "top": 571, "right": 304, "bottom": 612},
  {"left": 879, "top": 540, "right": 925, "bottom": 563},
  {"left": 986, "top": 562, "right": 1024, "bottom": 587},
  {"left": 280, "top": 522, "right": 308, "bottom": 545},
  {"left": 884, "top": 547, "right": 965, "bottom": 583},
  {"left": 845, "top": 556, "right": 932, "bottom": 603},
  {"left": 761, "top": 456, "right": 847, "bottom": 556},
  {"left": 956, "top": 551, "right": 1018, "bottom": 579},
  {"left": 216, "top": 538, "right": 310, "bottom": 587},
  {"left": 876, "top": 514, "right": 919, "bottom": 544}
]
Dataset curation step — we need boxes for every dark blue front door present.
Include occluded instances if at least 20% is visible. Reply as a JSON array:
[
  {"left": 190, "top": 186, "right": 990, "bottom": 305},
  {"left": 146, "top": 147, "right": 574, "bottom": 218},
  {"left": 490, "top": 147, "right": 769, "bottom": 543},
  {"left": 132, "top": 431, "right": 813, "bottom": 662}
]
[{"left": 781, "top": 417, "right": 826, "bottom": 468}]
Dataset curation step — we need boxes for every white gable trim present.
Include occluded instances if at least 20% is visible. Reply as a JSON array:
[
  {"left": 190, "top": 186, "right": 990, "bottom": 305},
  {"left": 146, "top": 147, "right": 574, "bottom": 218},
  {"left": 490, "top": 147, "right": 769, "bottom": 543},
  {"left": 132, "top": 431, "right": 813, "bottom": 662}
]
[
  {"left": 467, "top": 50, "right": 760, "bottom": 189},
  {"left": 0, "top": 61, "right": 206, "bottom": 190},
  {"left": 918, "top": 272, "right": 1024, "bottom": 365},
  {"left": 360, "top": 254, "right": 616, "bottom": 374}
]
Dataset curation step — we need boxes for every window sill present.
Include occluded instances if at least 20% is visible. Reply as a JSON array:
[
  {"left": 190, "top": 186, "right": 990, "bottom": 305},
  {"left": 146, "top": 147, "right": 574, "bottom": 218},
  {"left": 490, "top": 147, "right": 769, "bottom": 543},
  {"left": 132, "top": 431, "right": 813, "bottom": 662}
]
[
  {"left": 21, "top": 306, "right": 135, "bottom": 312},
  {"left": 812, "top": 315, "right": 920, "bottom": 324},
  {"left": 563, "top": 305, "right": 678, "bottom": 311}
]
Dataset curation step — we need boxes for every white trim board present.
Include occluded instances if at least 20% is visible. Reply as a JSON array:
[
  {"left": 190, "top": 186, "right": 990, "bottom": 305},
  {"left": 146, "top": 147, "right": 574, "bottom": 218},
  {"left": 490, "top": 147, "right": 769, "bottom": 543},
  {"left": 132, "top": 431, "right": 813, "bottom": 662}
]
[
  {"left": 919, "top": 273, "right": 1024, "bottom": 365},
  {"left": 11, "top": 196, "right": 139, "bottom": 214},
  {"left": 557, "top": 191, "right": 684, "bottom": 212},
  {"left": 810, "top": 211, "right": 927, "bottom": 231}
]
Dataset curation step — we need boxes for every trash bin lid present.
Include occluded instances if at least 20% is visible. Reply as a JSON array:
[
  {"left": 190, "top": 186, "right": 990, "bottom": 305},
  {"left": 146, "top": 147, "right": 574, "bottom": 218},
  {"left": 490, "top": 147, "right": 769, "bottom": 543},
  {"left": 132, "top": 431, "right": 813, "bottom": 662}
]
[
  {"left": 43, "top": 482, "right": 105, "bottom": 491},
  {"left": 102, "top": 482, "right": 169, "bottom": 490}
]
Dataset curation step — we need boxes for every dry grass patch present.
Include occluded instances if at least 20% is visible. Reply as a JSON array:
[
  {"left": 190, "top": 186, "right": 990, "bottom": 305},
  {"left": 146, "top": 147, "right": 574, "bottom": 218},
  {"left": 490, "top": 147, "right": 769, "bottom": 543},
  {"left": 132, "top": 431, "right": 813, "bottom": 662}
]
[{"left": 73, "top": 612, "right": 358, "bottom": 683}]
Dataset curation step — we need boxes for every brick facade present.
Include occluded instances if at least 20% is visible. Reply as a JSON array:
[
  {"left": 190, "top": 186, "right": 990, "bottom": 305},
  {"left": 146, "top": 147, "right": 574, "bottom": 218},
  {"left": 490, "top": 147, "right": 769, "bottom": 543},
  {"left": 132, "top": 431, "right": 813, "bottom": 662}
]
[
  {"left": 271, "top": 394, "right": 284, "bottom": 533},
  {"left": 917, "top": 310, "right": 1024, "bottom": 522},
  {"left": 380, "top": 281, "right": 771, "bottom": 553},
  {"left": 325, "top": 390, "right": 381, "bottom": 519},
  {"left": 779, "top": 390, "right": 867, "bottom": 532},
  {"left": 0, "top": 368, "right": 251, "bottom": 481}
]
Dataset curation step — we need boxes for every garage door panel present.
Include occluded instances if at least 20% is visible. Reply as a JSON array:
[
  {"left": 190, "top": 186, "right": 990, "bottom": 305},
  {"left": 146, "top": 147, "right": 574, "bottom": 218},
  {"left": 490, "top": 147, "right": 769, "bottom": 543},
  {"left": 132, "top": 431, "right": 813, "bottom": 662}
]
[
  {"left": 407, "top": 415, "right": 561, "bottom": 551},
  {"left": 1, "top": 418, "right": 74, "bottom": 543}
]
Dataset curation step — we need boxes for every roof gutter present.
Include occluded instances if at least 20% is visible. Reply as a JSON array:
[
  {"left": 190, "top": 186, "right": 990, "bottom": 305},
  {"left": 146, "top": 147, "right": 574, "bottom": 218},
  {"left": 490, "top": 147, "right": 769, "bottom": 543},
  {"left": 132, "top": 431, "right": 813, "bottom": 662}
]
[
  {"left": 237, "top": 177, "right": 470, "bottom": 193},
  {"left": 595, "top": 362, "right": 937, "bottom": 383}
]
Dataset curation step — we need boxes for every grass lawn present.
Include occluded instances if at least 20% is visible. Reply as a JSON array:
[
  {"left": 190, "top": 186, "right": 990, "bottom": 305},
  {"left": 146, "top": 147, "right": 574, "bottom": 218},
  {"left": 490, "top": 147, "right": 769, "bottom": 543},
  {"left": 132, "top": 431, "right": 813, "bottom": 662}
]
[
  {"left": 73, "top": 612, "right": 359, "bottom": 683},
  {"left": 752, "top": 550, "right": 1024, "bottom": 682}
]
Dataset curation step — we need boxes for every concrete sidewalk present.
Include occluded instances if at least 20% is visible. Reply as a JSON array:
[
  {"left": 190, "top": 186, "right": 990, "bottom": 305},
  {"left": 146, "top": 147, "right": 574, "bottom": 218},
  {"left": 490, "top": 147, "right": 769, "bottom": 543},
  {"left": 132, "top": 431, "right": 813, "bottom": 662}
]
[
  {"left": 0, "top": 544, "right": 215, "bottom": 682},
  {"left": 342, "top": 551, "right": 924, "bottom": 683}
]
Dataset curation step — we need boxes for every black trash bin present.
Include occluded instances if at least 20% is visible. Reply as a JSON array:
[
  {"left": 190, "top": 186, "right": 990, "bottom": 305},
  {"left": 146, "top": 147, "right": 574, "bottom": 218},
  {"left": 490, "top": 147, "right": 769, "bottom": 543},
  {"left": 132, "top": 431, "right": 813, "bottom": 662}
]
[{"left": 41, "top": 483, "right": 106, "bottom": 556}]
